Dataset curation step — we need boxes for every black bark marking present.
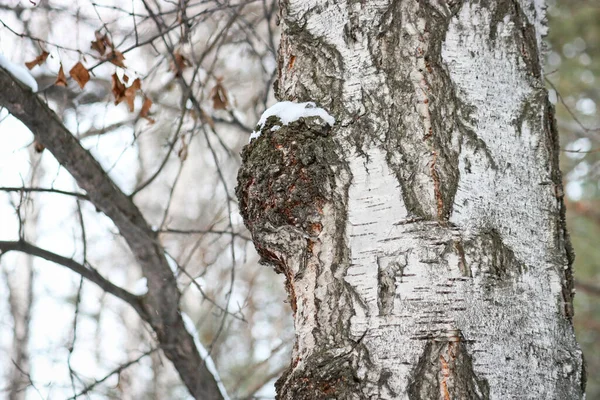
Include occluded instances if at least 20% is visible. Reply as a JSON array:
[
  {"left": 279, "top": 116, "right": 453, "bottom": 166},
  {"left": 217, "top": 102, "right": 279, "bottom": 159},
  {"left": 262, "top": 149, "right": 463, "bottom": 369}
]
[
  {"left": 464, "top": 230, "right": 524, "bottom": 282},
  {"left": 489, "top": 0, "right": 542, "bottom": 79},
  {"left": 543, "top": 97, "right": 576, "bottom": 320},
  {"left": 453, "top": 240, "right": 472, "bottom": 278},
  {"left": 275, "top": 348, "right": 364, "bottom": 400},
  {"left": 377, "top": 257, "right": 405, "bottom": 316},
  {"left": 373, "top": 2, "right": 467, "bottom": 221},
  {"left": 276, "top": 12, "right": 345, "bottom": 113},
  {"left": 408, "top": 336, "right": 490, "bottom": 400}
]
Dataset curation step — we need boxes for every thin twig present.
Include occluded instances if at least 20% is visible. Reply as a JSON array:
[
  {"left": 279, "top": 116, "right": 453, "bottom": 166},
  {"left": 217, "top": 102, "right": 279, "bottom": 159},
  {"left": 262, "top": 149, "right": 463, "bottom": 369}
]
[{"left": 68, "top": 348, "right": 158, "bottom": 399}]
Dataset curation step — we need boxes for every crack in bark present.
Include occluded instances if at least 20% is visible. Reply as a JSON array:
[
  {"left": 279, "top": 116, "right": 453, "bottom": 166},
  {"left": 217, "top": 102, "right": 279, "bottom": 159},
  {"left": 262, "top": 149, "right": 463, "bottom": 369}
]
[{"left": 408, "top": 335, "right": 490, "bottom": 400}]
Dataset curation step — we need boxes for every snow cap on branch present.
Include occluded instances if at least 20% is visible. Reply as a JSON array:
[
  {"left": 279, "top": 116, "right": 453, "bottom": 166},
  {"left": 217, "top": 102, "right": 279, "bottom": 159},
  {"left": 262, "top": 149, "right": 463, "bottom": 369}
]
[
  {"left": 250, "top": 101, "right": 335, "bottom": 142},
  {"left": 0, "top": 53, "right": 38, "bottom": 92},
  {"left": 181, "top": 312, "right": 231, "bottom": 400}
]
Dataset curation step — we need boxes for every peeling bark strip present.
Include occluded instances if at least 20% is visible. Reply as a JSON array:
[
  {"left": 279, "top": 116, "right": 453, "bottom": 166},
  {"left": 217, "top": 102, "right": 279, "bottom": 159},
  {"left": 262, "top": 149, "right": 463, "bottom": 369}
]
[
  {"left": 0, "top": 69, "right": 224, "bottom": 400},
  {"left": 238, "top": 0, "right": 584, "bottom": 398}
]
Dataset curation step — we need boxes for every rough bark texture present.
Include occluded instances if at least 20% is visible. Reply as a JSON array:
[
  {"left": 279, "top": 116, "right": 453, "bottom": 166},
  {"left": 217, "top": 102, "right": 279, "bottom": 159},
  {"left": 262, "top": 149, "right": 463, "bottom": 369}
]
[
  {"left": 237, "top": 0, "right": 585, "bottom": 399},
  {"left": 0, "top": 68, "right": 224, "bottom": 400}
]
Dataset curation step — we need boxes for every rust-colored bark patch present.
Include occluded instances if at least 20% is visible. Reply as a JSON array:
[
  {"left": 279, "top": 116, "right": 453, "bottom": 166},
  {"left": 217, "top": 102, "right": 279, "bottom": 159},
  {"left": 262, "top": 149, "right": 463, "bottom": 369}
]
[{"left": 288, "top": 55, "right": 296, "bottom": 70}]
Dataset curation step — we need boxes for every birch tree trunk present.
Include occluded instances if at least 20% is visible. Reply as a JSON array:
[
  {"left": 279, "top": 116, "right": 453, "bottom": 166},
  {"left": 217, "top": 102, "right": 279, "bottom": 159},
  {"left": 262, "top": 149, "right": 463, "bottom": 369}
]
[{"left": 237, "top": 0, "right": 585, "bottom": 399}]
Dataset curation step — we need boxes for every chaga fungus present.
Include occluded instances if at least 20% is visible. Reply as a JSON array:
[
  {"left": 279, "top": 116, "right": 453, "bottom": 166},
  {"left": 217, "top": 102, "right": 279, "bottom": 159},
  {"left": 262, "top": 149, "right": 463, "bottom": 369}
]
[{"left": 236, "top": 111, "right": 339, "bottom": 273}]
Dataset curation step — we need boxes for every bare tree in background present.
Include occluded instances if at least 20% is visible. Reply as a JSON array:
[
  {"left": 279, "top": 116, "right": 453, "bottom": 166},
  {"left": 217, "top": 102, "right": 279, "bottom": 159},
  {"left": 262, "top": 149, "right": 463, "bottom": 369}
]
[
  {"left": 2, "top": 146, "right": 39, "bottom": 400},
  {"left": 1, "top": 1, "right": 289, "bottom": 399},
  {"left": 236, "top": 0, "right": 586, "bottom": 398}
]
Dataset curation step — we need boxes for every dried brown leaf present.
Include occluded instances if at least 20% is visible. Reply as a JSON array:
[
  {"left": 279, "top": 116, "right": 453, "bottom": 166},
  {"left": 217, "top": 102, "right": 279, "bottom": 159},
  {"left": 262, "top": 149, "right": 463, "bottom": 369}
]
[
  {"left": 200, "top": 108, "right": 215, "bottom": 129},
  {"left": 170, "top": 50, "right": 190, "bottom": 77},
  {"left": 91, "top": 31, "right": 112, "bottom": 55},
  {"left": 140, "top": 97, "right": 155, "bottom": 123},
  {"left": 178, "top": 137, "right": 188, "bottom": 161},
  {"left": 69, "top": 62, "right": 90, "bottom": 89},
  {"left": 55, "top": 64, "right": 67, "bottom": 87},
  {"left": 111, "top": 74, "right": 124, "bottom": 100},
  {"left": 111, "top": 73, "right": 126, "bottom": 105},
  {"left": 91, "top": 39, "right": 106, "bottom": 55},
  {"left": 96, "top": 30, "right": 112, "bottom": 46},
  {"left": 124, "top": 78, "right": 141, "bottom": 112},
  {"left": 25, "top": 51, "right": 49, "bottom": 70},
  {"left": 108, "top": 50, "right": 126, "bottom": 68},
  {"left": 130, "top": 78, "right": 141, "bottom": 91},
  {"left": 210, "top": 79, "right": 229, "bottom": 110},
  {"left": 112, "top": 74, "right": 142, "bottom": 112}
]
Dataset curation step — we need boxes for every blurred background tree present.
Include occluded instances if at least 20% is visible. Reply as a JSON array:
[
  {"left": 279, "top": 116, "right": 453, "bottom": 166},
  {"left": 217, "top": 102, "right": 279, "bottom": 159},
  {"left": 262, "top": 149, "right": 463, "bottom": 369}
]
[
  {"left": 547, "top": 0, "right": 600, "bottom": 398},
  {"left": 0, "top": 1, "right": 291, "bottom": 398}
]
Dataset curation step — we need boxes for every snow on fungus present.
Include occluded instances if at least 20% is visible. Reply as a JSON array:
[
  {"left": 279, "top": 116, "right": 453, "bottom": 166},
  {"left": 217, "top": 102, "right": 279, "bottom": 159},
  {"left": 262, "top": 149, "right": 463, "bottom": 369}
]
[
  {"left": 249, "top": 101, "right": 335, "bottom": 142},
  {"left": 0, "top": 53, "right": 38, "bottom": 92}
]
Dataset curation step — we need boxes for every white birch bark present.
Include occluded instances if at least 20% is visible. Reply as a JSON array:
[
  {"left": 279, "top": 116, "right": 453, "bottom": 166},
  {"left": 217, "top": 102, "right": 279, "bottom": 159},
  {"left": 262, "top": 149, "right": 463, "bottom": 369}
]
[{"left": 237, "top": 0, "right": 585, "bottom": 399}]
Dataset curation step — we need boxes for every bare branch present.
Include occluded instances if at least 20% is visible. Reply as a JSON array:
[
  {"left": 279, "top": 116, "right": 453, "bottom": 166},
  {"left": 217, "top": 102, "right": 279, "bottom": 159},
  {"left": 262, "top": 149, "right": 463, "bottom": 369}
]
[
  {"left": 575, "top": 280, "right": 600, "bottom": 297},
  {"left": 0, "top": 67, "right": 224, "bottom": 400},
  {"left": 546, "top": 78, "right": 600, "bottom": 135},
  {"left": 0, "top": 240, "right": 147, "bottom": 318},
  {"left": 68, "top": 348, "right": 158, "bottom": 399},
  {"left": 0, "top": 186, "right": 88, "bottom": 199}
]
